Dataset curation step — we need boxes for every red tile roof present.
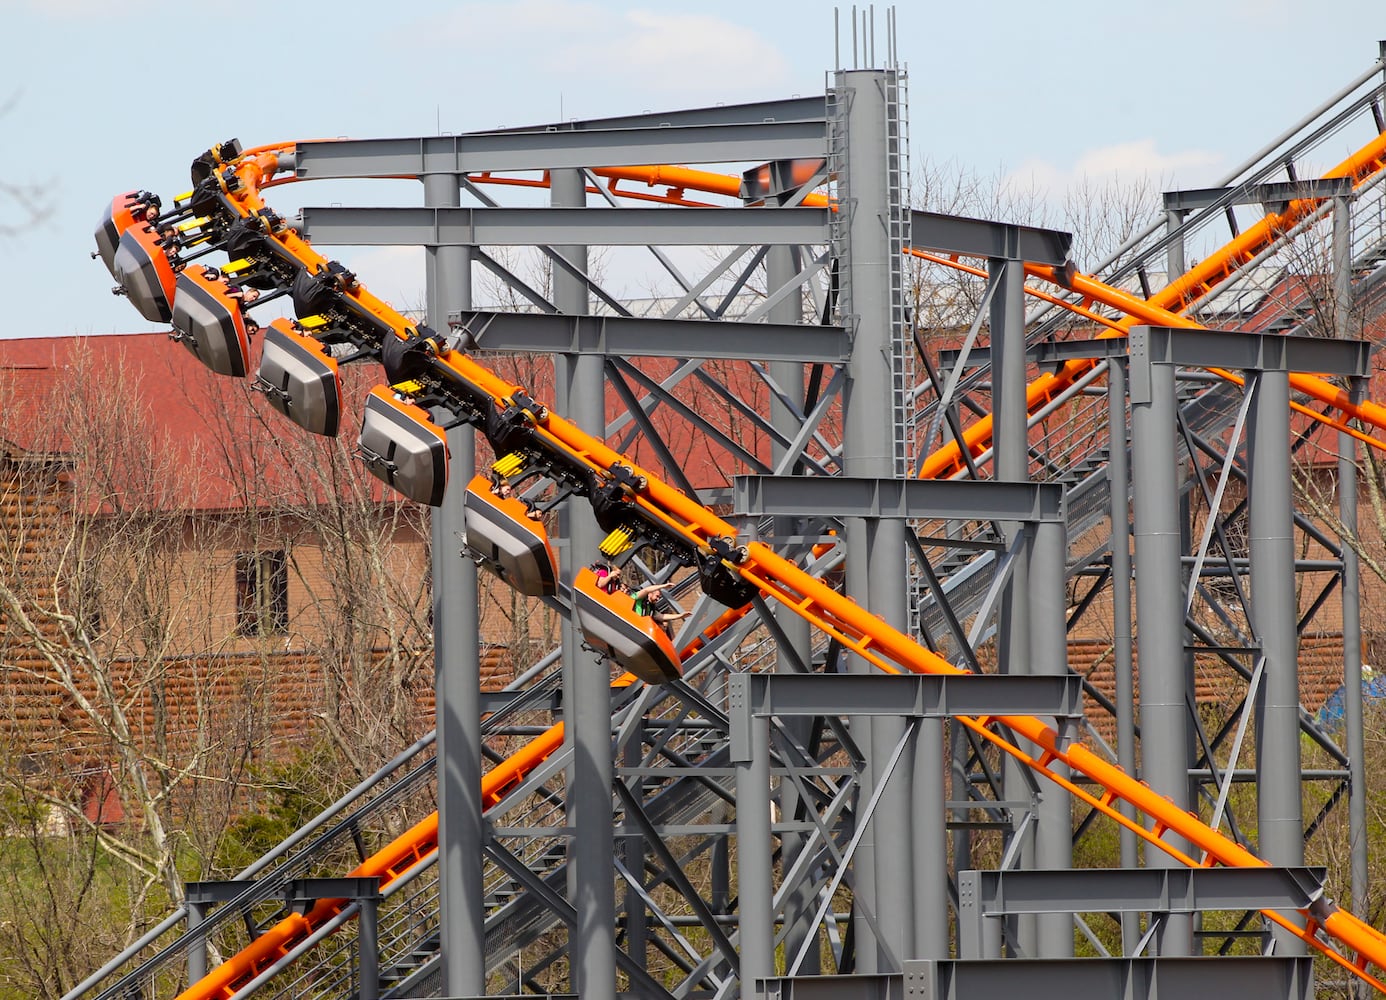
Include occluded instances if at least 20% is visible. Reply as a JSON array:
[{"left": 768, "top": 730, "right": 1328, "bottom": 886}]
[{"left": 0, "top": 332, "right": 392, "bottom": 513}]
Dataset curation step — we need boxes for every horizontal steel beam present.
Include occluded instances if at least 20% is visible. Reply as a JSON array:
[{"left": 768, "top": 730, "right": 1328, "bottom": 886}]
[
  {"left": 942, "top": 327, "right": 1373, "bottom": 382},
  {"left": 1129, "top": 326, "right": 1372, "bottom": 408},
  {"left": 900, "top": 957, "right": 1312, "bottom": 1000},
  {"left": 1163, "top": 177, "right": 1352, "bottom": 212},
  {"left": 285, "top": 877, "right": 383, "bottom": 906},
  {"left": 911, "top": 210, "right": 1072, "bottom": 265},
  {"left": 759, "top": 973, "right": 900, "bottom": 1000},
  {"left": 729, "top": 673, "right": 1082, "bottom": 761},
  {"left": 294, "top": 119, "right": 826, "bottom": 179},
  {"left": 958, "top": 866, "right": 1327, "bottom": 915},
  {"left": 299, "top": 205, "right": 830, "bottom": 246},
  {"left": 455, "top": 311, "right": 849, "bottom": 362},
  {"left": 478, "top": 689, "right": 562, "bottom": 715},
  {"left": 938, "top": 336, "right": 1131, "bottom": 369},
  {"left": 488, "top": 95, "right": 826, "bottom": 133},
  {"left": 732, "top": 475, "right": 1066, "bottom": 522}
]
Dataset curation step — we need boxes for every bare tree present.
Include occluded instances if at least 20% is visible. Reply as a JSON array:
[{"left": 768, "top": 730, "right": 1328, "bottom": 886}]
[
  {"left": 0, "top": 91, "right": 50, "bottom": 237},
  {"left": 0, "top": 346, "right": 268, "bottom": 995}
]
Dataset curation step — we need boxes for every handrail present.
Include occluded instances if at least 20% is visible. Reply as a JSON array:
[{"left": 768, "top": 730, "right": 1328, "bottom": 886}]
[{"left": 97, "top": 75, "right": 1386, "bottom": 994}]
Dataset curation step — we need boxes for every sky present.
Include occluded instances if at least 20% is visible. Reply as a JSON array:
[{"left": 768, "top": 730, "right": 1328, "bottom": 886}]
[{"left": 2, "top": 0, "right": 1385, "bottom": 339}]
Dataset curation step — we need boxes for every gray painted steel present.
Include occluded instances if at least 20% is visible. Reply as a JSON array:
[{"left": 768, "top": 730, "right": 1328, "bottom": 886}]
[
  {"left": 1248, "top": 368, "right": 1306, "bottom": 955},
  {"left": 1129, "top": 328, "right": 1195, "bottom": 956},
  {"left": 837, "top": 67, "right": 916, "bottom": 971},
  {"left": 293, "top": 120, "right": 825, "bottom": 178},
  {"left": 938, "top": 335, "right": 1129, "bottom": 369},
  {"left": 1161, "top": 177, "right": 1352, "bottom": 212},
  {"left": 550, "top": 167, "right": 618, "bottom": 999},
  {"left": 736, "top": 713, "right": 775, "bottom": 996},
  {"left": 910, "top": 210, "right": 1072, "bottom": 266},
  {"left": 991, "top": 252, "right": 1037, "bottom": 956},
  {"left": 424, "top": 170, "right": 485, "bottom": 995},
  {"left": 727, "top": 673, "right": 1083, "bottom": 752},
  {"left": 733, "top": 475, "right": 1065, "bottom": 522},
  {"left": 453, "top": 309, "right": 849, "bottom": 361},
  {"left": 1131, "top": 324, "right": 1371, "bottom": 377},
  {"left": 299, "top": 204, "right": 829, "bottom": 246},
  {"left": 767, "top": 217, "right": 823, "bottom": 975},
  {"left": 488, "top": 95, "right": 826, "bottom": 133},
  {"left": 1107, "top": 358, "right": 1140, "bottom": 955},
  {"left": 901, "top": 957, "right": 1313, "bottom": 1000},
  {"left": 956, "top": 866, "right": 1327, "bottom": 915},
  {"left": 938, "top": 327, "right": 1373, "bottom": 377},
  {"left": 1030, "top": 519, "right": 1073, "bottom": 957},
  {"left": 1336, "top": 195, "right": 1369, "bottom": 942}
]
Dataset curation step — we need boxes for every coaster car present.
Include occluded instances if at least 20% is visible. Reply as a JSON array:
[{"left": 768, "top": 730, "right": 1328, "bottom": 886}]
[
  {"left": 112, "top": 223, "right": 177, "bottom": 323},
  {"left": 358, "top": 386, "right": 449, "bottom": 506},
  {"left": 170, "top": 266, "right": 252, "bottom": 377},
  {"left": 94, "top": 191, "right": 147, "bottom": 277},
  {"left": 462, "top": 474, "right": 558, "bottom": 597},
  {"left": 255, "top": 320, "right": 343, "bottom": 436},
  {"left": 572, "top": 567, "right": 683, "bottom": 685}
]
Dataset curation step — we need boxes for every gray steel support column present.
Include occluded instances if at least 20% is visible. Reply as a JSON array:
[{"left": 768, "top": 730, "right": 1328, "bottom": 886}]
[
  {"left": 949, "top": 719, "right": 971, "bottom": 876},
  {"left": 1030, "top": 518, "right": 1073, "bottom": 957},
  {"left": 912, "top": 706, "right": 948, "bottom": 959},
  {"left": 838, "top": 66, "right": 912, "bottom": 971},
  {"left": 769, "top": 232, "right": 821, "bottom": 973},
  {"left": 1129, "top": 343, "right": 1193, "bottom": 955},
  {"left": 712, "top": 818, "right": 731, "bottom": 913},
  {"left": 991, "top": 255, "right": 1034, "bottom": 956},
  {"left": 1248, "top": 368, "right": 1305, "bottom": 955},
  {"left": 1341, "top": 395, "right": 1367, "bottom": 992},
  {"left": 843, "top": 513, "right": 877, "bottom": 973},
  {"left": 737, "top": 713, "right": 775, "bottom": 996},
  {"left": 989, "top": 257, "right": 1029, "bottom": 501},
  {"left": 1166, "top": 208, "right": 1186, "bottom": 281},
  {"left": 186, "top": 901, "right": 207, "bottom": 985},
  {"left": 551, "top": 168, "right": 617, "bottom": 997},
  {"left": 1107, "top": 358, "right": 1140, "bottom": 955},
  {"left": 358, "top": 893, "right": 380, "bottom": 1000},
  {"left": 871, "top": 519, "right": 915, "bottom": 964},
  {"left": 1335, "top": 195, "right": 1368, "bottom": 972},
  {"left": 623, "top": 734, "right": 648, "bottom": 975},
  {"left": 423, "top": 171, "right": 484, "bottom": 994}
]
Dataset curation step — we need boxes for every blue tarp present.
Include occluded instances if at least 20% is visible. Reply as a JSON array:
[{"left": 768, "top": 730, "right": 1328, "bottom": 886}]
[{"left": 1315, "top": 671, "right": 1386, "bottom": 728}]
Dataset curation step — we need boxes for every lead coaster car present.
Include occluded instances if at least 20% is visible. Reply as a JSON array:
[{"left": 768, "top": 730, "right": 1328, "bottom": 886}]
[
  {"left": 357, "top": 386, "right": 449, "bottom": 507},
  {"left": 94, "top": 191, "right": 147, "bottom": 277},
  {"left": 461, "top": 474, "right": 558, "bottom": 597},
  {"left": 572, "top": 567, "right": 683, "bottom": 685},
  {"left": 256, "top": 320, "right": 344, "bottom": 437}
]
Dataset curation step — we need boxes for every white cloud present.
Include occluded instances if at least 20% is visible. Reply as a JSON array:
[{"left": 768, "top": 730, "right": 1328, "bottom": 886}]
[
  {"left": 10, "top": 0, "right": 157, "bottom": 15},
  {"left": 1007, "top": 138, "right": 1226, "bottom": 198},
  {"left": 577, "top": 10, "right": 791, "bottom": 94},
  {"left": 407, "top": 2, "right": 791, "bottom": 107}
]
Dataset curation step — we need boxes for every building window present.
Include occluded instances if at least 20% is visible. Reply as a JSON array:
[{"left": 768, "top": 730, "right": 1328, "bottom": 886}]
[{"left": 235, "top": 550, "right": 288, "bottom": 636}]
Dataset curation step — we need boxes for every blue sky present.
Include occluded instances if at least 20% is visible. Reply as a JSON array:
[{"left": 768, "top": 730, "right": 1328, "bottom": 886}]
[{"left": 2, "top": 0, "right": 1384, "bottom": 338}]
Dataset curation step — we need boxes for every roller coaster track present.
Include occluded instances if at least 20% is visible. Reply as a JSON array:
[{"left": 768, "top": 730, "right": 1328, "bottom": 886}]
[{"left": 92, "top": 82, "right": 1386, "bottom": 997}]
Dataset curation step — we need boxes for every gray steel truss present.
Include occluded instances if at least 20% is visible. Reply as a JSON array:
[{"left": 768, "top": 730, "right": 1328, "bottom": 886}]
[{"left": 67, "top": 29, "right": 1386, "bottom": 1000}]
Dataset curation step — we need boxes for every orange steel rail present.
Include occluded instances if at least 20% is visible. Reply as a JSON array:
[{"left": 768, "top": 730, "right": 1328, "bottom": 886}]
[
  {"left": 915, "top": 128, "right": 1386, "bottom": 479},
  {"left": 162, "top": 138, "right": 1386, "bottom": 996},
  {"left": 175, "top": 593, "right": 752, "bottom": 1000}
]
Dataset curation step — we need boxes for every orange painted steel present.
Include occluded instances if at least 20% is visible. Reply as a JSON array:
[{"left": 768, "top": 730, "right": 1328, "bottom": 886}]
[
  {"left": 915, "top": 250, "right": 1386, "bottom": 454},
  {"left": 161, "top": 130, "right": 1386, "bottom": 996},
  {"left": 917, "top": 128, "right": 1386, "bottom": 480},
  {"left": 174, "top": 609, "right": 711, "bottom": 1000}
]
